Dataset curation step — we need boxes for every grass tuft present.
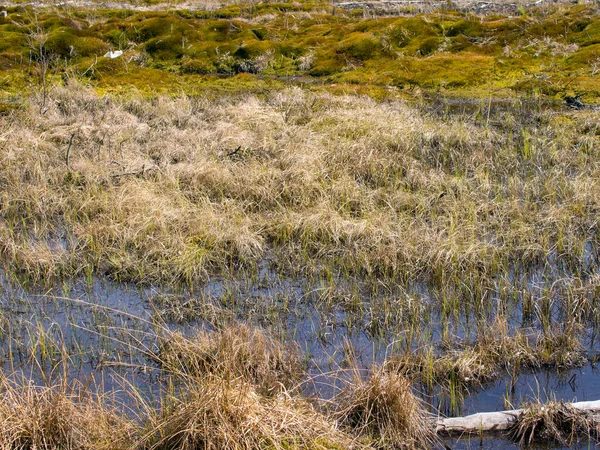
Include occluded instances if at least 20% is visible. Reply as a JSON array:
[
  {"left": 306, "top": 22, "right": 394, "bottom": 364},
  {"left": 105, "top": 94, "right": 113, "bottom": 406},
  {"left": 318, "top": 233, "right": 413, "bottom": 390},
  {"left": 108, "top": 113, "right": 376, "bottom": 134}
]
[
  {"left": 158, "top": 323, "right": 305, "bottom": 396},
  {"left": 142, "top": 376, "right": 355, "bottom": 450},
  {"left": 510, "top": 400, "right": 598, "bottom": 447},
  {"left": 336, "top": 365, "right": 436, "bottom": 449},
  {"left": 0, "top": 376, "right": 135, "bottom": 450}
]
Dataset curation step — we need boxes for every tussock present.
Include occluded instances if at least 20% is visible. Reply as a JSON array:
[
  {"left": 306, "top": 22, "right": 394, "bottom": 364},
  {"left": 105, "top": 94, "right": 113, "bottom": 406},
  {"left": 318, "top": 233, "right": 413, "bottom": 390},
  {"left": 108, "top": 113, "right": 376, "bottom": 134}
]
[
  {"left": 0, "top": 376, "right": 135, "bottom": 450},
  {"left": 158, "top": 324, "right": 304, "bottom": 395},
  {"left": 336, "top": 365, "right": 436, "bottom": 449},
  {"left": 141, "top": 376, "right": 356, "bottom": 450},
  {"left": 510, "top": 400, "right": 598, "bottom": 447},
  {"left": 145, "top": 323, "right": 362, "bottom": 450}
]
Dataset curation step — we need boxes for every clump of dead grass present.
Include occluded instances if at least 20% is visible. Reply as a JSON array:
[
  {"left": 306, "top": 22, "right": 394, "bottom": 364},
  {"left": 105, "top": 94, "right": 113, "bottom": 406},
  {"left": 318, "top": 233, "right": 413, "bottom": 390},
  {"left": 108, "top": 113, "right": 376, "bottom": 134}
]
[
  {"left": 510, "top": 400, "right": 598, "bottom": 447},
  {"left": 335, "top": 365, "right": 435, "bottom": 449},
  {"left": 141, "top": 375, "right": 356, "bottom": 450},
  {"left": 158, "top": 323, "right": 305, "bottom": 396},
  {"left": 0, "top": 376, "right": 135, "bottom": 450},
  {"left": 393, "top": 317, "right": 586, "bottom": 390},
  {"left": 141, "top": 322, "right": 365, "bottom": 450}
]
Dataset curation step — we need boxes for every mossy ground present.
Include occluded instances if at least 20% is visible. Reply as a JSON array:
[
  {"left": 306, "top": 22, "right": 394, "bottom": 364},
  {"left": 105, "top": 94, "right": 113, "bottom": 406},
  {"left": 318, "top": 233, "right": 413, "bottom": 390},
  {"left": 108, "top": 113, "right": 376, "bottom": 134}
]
[{"left": 2, "top": 3, "right": 600, "bottom": 101}]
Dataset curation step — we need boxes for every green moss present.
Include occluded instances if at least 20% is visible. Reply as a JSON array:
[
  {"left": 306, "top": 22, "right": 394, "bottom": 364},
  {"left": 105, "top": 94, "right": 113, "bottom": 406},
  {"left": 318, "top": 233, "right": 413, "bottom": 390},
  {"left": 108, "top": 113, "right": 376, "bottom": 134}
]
[
  {"left": 38, "top": 15, "right": 83, "bottom": 32},
  {"left": 527, "top": 17, "right": 571, "bottom": 38},
  {"left": 128, "top": 16, "right": 193, "bottom": 42},
  {"left": 103, "top": 28, "right": 129, "bottom": 48},
  {"left": 180, "top": 58, "right": 217, "bottom": 74},
  {"left": 446, "top": 35, "right": 474, "bottom": 52},
  {"left": 251, "top": 27, "right": 268, "bottom": 40},
  {"left": 337, "top": 32, "right": 380, "bottom": 61},
  {"left": 45, "top": 30, "right": 108, "bottom": 58},
  {"left": 1, "top": 4, "right": 599, "bottom": 101},
  {"left": 573, "top": 21, "right": 600, "bottom": 46},
  {"left": 391, "top": 16, "right": 440, "bottom": 45},
  {"left": 279, "top": 43, "right": 304, "bottom": 58},
  {"left": 0, "top": 32, "right": 26, "bottom": 53},
  {"left": 144, "top": 35, "right": 185, "bottom": 60},
  {"left": 233, "top": 40, "right": 278, "bottom": 59},
  {"left": 204, "top": 5, "right": 242, "bottom": 19},
  {"left": 0, "top": 52, "right": 21, "bottom": 70},
  {"left": 309, "top": 56, "right": 344, "bottom": 76},
  {"left": 417, "top": 36, "right": 442, "bottom": 55},
  {"left": 185, "top": 41, "right": 235, "bottom": 59},
  {"left": 565, "top": 43, "right": 600, "bottom": 66},
  {"left": 445, "top": 18, "right": 485, "bottom": 37},
  {"left": 203, "top": 19, "right": 249, "bottom": 42}
]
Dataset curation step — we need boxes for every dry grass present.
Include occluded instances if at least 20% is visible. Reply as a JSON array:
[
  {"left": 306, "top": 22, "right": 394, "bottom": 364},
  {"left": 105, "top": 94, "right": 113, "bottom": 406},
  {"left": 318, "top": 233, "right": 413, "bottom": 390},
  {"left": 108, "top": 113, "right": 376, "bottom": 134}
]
[
  {"left": 157, "top": 323, "right": 305, "bottom": 395},
  {"left": 140, "top": 375, "right": 357, "bottom": 450},
  {"left": 3, "top": 81, "right": 600, "bottom": 292},
  {"left": 0, "top": 376, "right": 135, "bottom": 450},
  {"left": 2, "top": 82, "right": 600, "bottom": 447},
  {"left": 0, "top": 321, "right": 368, "bottom": 450},
  {"left": 510, "top": 400, "right": 599, "bottom": 447},
  {"left": 335, "top": 364, "right": 436, "bottom": 449},
  {"left": 139, "top": 322, "right": 367, "bottom": 450}
]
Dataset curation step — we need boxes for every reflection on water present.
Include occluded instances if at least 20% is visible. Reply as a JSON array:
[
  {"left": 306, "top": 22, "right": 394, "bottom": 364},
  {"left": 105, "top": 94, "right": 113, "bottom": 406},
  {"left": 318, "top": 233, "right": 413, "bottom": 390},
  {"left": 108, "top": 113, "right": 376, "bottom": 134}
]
[
  {"left": 439, "top": 436, "right": 594, "bottom": 450},
  {"left": 1, "top": 258, "right": 600, "bottom": 448}
]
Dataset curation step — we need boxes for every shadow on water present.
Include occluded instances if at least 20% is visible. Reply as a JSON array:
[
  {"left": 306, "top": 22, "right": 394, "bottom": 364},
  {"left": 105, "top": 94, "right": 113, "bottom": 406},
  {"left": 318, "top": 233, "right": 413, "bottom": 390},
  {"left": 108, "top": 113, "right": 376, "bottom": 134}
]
[{"left": 438, "top": 437, "right": 596, "bottom": 450}]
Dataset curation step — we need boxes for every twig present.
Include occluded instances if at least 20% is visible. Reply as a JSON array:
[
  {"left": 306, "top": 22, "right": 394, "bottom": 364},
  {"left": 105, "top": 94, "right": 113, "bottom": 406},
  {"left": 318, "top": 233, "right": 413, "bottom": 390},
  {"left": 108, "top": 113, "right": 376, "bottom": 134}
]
[
  {"left": 227, "top": 145, "right": 242, "bottom": 157},
  {"left": 65, "top": 132, "right": 75, "bottom": 172}
]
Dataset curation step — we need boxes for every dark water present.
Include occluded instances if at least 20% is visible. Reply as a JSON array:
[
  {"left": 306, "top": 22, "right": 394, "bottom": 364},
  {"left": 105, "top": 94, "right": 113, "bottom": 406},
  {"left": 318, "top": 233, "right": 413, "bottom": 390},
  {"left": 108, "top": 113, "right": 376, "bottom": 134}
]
[
  {"left": 1, "top": 266, "right": 600, "bottom": 448},
  {"left": 439, "top": 437, "right": 596, "bottom": 450}
]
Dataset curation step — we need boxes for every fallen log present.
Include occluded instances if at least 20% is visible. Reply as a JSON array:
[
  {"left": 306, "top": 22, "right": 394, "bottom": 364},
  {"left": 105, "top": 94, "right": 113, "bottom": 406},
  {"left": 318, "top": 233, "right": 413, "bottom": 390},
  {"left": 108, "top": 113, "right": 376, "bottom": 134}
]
[{"left": 436, "top": 400, "right": 600, "bottom": 435}]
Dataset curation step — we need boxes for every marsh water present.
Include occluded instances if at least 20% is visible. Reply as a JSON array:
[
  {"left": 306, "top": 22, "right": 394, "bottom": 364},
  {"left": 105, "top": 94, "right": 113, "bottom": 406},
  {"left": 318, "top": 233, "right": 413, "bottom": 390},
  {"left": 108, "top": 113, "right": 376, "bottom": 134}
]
[{"left": 1, "top": 263, "right": 600, "bottom": 449}]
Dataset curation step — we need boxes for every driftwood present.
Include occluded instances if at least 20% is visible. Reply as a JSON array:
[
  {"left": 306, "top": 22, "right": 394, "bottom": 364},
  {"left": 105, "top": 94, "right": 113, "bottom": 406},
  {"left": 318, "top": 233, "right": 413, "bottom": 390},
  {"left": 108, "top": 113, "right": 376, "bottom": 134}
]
[{"left": 436, "top": 400, "right": 600, "bottom": 435}]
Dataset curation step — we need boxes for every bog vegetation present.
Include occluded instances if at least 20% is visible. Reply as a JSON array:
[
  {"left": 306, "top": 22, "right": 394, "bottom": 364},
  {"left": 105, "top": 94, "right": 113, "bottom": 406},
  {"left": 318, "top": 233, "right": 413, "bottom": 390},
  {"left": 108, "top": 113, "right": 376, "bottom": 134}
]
[
  {"left": 1, "top": 0, "right": 600, "bottom": 448},
  {"left": 0, "top": 1, "right": 599, "bottom": 99}
]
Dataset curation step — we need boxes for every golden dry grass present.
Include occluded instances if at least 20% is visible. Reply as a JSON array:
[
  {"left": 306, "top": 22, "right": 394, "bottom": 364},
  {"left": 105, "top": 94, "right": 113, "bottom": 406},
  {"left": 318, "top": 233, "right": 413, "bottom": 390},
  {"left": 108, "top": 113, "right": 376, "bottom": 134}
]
[
  {"left": 157, "top": 323, "right": 305, "bottom": 395},
  {"left": 0, "top": 376, "right": 136, "bottom": 450},
  {"left": 140, "top": 375, "right": 358, "bottom": 450},
  {"left": 335, "top": 364, "right": 436, "bottom": 449},
  {"left": 3, "top": 81, "right": 600, "bottom": 291}
]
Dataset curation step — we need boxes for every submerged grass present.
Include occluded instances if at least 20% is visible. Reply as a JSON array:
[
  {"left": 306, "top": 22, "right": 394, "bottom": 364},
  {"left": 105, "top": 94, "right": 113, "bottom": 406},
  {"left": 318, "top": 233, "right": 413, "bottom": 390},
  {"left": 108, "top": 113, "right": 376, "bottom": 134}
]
[{"left": 392, "top": 317, "right": 587, "bottom": 393}]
